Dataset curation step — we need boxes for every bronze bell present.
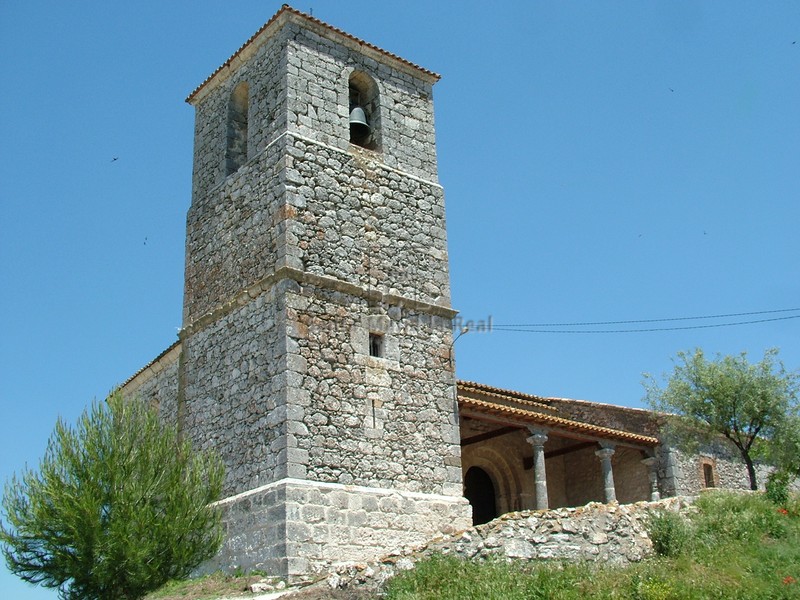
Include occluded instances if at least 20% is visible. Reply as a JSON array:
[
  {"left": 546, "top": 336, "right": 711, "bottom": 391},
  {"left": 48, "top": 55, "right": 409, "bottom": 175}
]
[{"left": 349, "top": 106, "right": 370, "bottom": 140}]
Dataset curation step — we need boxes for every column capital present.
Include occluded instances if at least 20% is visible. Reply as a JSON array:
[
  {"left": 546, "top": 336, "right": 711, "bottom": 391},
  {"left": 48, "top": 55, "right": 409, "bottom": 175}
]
[
  {"left": 526, "top": 433, "right": 548, "bottom": 447},
  {"left": 526, "top": 427, "right": 548, "bottom": 447},
  {"left": 595, "top": 446, "right": 615, "bottom": 460}
]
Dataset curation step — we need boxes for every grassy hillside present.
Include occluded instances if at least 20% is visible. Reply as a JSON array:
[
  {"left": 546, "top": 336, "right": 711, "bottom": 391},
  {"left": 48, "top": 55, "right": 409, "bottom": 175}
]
[
  {"left": 385, "top": 491, "right": 800, "bottom": 600},
  {"left": 147, "top": 491, "right": 799, "bottom": 600}
]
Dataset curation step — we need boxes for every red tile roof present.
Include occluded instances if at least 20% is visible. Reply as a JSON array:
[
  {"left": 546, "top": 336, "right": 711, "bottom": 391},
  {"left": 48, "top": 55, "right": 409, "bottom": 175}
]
[
  {"left": 186, "top": 5, "right": 440, "bottom": 104},
  {"left": 458, "top": 380, "right": 659, "bottom": 447},
  {"left": 119, "top": 340, "right": 181, "bottom": 391}
]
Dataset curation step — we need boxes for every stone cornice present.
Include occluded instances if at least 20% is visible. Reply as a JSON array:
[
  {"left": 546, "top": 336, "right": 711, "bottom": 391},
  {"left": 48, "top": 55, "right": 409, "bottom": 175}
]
[
  {"left": 180, "top": 265, "right": 457, "bottom": 339},
  {"left": 213, "top": 477, "right": 466, "bottom": 507}
]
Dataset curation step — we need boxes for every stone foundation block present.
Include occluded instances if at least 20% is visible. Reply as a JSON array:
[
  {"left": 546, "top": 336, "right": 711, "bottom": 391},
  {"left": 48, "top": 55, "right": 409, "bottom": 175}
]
[{"left": 204, "top": 478, "right": 470, "bottom": 580}]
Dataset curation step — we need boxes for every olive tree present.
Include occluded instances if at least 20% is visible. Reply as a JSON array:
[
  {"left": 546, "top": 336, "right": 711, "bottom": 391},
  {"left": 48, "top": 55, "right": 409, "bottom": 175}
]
[
  {"left": 1, "top": 392, "right": 224, "bottom": 600},
  {"left": 645, "top": 348, "right": 799, "bottom": 490}
]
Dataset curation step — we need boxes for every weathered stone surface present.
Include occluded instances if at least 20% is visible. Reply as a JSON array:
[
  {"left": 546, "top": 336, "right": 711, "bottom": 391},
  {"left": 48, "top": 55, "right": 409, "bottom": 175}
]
[
  {"left": 657, "top": 441, "right": 772, "bottom": 497},
  {"left": 165, "top": 8, "right": 470, "bottom": 580},
  {"left": 319, "top": 496, "right": 693, "bottom": 594},
  {"left": 204, "top": 479, "right": 469, "bottom": 579}
]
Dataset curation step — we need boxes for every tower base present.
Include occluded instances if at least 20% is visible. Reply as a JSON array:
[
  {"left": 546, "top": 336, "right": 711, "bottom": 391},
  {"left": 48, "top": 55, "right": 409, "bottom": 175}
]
[{"left": 203, "top": 478, "right": 472, "bottom": 580}]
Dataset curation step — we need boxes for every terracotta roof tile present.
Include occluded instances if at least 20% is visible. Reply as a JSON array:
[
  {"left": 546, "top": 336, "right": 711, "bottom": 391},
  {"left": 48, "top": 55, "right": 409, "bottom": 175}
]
[
  {"left": 186, "top": 5, "right": 440, "bottom": 104},
  {"left": 458, "top": 395, "right": 659, "bottom": 447},
  {"left": 458, "top": 380, "right": 553, "bottom": 407},
  {"left": 119, "top": 340, "right": 181, "bottom": 391},
  {"left": 458, "top": 380, "right": 557, "bottom": 414}
]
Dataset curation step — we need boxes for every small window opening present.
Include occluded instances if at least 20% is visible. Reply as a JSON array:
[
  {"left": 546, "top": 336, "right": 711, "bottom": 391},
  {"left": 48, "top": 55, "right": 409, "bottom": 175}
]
[
  {"left": 225, "top": 82, "right": 249, "bottom": 175},
  {"left": 369, "top": 333, "right": 384, "bottom": 358},
  {"left": 703, "top": 463, "right": 715, "bottom": 488}
]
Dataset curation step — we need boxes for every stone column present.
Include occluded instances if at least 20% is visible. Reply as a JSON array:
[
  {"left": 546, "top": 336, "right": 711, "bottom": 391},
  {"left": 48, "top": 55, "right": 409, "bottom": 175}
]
[
  {"left": 595, "top": 443, "right": 617, "bottom": 503},
  {"left": 641, "top": 456, "right": 660, "bottom": 501},
  {"left": 526, "top": 427, "right": 549, "bottom": 510}
]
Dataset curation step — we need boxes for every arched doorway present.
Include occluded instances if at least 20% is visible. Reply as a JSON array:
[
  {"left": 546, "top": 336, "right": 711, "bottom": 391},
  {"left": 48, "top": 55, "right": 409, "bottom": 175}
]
[{"left": 464, "top": 466, "right": 498, "bottom": 525}]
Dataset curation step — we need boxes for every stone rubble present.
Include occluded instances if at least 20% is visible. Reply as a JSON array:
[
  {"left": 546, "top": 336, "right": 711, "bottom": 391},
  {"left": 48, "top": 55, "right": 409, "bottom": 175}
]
[{"left": 315, "top": 496, "right": 694, "bottom": 594}]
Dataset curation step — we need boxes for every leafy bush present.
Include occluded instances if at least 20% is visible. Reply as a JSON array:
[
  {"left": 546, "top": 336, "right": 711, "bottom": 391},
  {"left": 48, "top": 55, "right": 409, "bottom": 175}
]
[
  {"left": 692, "top": 491, "right": 788, "bottom": 543},
  {"left": 646, "top": 510, "right": 691, "bottom": 557},
  {"left": 765, "top": 470, "right": 791, "bottom": 507},
  {"left": 786, "top": 493, "right": 800, "bottom": 518}
]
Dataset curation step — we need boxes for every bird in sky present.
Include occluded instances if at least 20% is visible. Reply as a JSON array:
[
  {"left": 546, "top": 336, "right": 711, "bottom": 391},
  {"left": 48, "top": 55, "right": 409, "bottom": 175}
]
[{"left": 111, "top": 156, "right": 119, "bottom": 162}]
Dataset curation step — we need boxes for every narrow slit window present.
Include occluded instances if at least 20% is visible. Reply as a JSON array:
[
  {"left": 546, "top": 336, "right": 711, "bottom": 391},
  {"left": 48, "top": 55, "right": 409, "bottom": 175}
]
[
  {"left": 703, "top": 463, "right": 715, "bottom": 488},
  {"left": 369, "top": 333, "right": 384, "bottom": 358}
]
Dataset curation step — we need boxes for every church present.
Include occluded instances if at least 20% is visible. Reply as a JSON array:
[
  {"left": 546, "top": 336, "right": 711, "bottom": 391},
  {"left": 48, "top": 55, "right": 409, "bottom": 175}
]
[{"left": 121, "top": 5, "right": 760, "bottom": 580}]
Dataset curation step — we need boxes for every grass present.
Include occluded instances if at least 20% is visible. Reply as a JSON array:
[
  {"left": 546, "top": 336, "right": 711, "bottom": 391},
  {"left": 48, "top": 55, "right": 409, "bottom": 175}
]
[
  {"left": 385, "top": 491, "right": 800, "bottom": 600},
  {"left": 144, "top": 571, "right": 281, "bottom": 600},
  {"left": 146, "top": 491, "right": 799, "bottom": 599}
]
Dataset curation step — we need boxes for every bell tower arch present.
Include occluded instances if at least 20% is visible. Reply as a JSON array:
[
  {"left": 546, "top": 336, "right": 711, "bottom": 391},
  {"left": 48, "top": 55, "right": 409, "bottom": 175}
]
[{"left": 178, "top": 6, "right": 470, "bottom": 579}]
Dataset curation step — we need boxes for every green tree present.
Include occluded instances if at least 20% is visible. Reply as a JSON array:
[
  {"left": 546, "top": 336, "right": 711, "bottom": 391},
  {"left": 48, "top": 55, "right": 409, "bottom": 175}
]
[
  {"left": 764, "top": 412, "right": 800, "bottom": 476},
  {"left": 645, "top": 348, "right": 799, "bottom": 490},
  {"left": 1, "top": 392, "right": 224, "bottom": 600}
]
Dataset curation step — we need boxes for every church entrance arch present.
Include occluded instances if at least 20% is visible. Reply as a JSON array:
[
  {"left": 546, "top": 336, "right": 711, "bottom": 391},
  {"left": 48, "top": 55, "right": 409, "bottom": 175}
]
[{"left": 464, "top": 466, "right": 498, "bottom": 525}]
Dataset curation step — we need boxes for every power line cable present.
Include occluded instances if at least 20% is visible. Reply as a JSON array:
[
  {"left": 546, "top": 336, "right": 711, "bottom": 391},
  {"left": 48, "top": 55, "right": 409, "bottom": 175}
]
[
  {"left": 494, "top": 308, "right": 800, "bottom": 328},
  {"left": 492, "top": 314, "right": 800, "bottom": 334}
]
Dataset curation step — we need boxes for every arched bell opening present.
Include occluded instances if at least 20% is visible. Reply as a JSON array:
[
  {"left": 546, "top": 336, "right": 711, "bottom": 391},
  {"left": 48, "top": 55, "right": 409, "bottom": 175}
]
[
  {"left": 464, "top": 466, "right": 498, "bottom": 526},
  {"left": 348, "top": 71, "right": 380, "bottom": 151},
  {"left": 225, "top": 81, "right": 249, "bottom": 175}
]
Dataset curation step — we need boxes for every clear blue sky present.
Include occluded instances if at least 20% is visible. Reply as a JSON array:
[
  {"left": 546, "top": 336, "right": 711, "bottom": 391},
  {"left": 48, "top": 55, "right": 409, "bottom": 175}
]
[{"left": 1, "top": 1, "right": 798, "bottom": 597}]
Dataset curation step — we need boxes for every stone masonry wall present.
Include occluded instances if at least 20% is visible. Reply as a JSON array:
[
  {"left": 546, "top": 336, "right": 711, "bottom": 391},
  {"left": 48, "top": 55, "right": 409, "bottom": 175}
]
[
  {"left": 324, "top": 496, "right": 694, "bottom": 593},
  {"left": 190, "top": 27, "right": 288, "bottom": 203},
  {"left": 120, "top": 343, "right": 180, "bottom": 426},
  {"left": 613, "top": 446, "right": 652, "bottom": 503},
  {"left": 285, "top": 23, "right": 439, "bottom": 181},
  {"left": 657, "top": 441, "right": 772, "bottom": 497},
  {"left": 176, "top": 8, "right": 469, "bottom": 579},
  {"left": 547, "top": 397, "right": 660, "bottom": 438},
  {"left": 284, "top": 137, "right": 450, "bottom": 308},
  {"left": 181, "top": 286, "right": 286, "bottom": 497},
  {"left": 182, "top": 9, "right": 455, "bottom": 499},
  {"left": 284, "top": 280, "right": 462, "bottom": 496},
  {"left": 561, "top": 445, "right": 650, "bottom": 507},
  {"left": 186, "top": 18, "right": 443, "bottom": 325},
  {"left": 205, "top": 479, "right": 470, "bottom": 580},
  {"left": 184, "top": 135, "right": 286, "bottom": 325}
]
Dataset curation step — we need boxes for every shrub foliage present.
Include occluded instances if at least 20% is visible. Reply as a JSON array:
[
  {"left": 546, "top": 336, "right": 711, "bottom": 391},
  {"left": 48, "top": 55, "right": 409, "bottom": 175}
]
[
  {"left": 647, "top": 510, "right": 691, "bottom": 557},
  {"left": 1, "top": 393, "right": 224, "bottom": 600}
]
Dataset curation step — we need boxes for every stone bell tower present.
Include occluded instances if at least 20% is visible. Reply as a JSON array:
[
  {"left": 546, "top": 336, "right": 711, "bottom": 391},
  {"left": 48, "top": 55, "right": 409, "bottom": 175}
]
[{"left": 177, "top": 6, "right": 470, "bottom": 578}]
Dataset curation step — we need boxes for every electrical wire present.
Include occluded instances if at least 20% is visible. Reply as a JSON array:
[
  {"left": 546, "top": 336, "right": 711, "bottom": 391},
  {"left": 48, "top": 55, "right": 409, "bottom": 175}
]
[
  {"left": 495, "top": 307, "right": 800, "bottom": 328},
  {"left": 490, "top": 309, "right": 800, "bottom": 334}
]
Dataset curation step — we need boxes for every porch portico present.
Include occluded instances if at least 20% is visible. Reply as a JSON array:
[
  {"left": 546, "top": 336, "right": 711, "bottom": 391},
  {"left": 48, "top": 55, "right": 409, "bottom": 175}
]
[{"left": 457, "top": 382, "right": 659, "bottom": 525}]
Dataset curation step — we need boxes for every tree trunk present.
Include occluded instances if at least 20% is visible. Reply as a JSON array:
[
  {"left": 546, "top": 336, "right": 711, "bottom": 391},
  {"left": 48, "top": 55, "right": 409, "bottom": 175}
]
[{"left": 742, "top": 451, "right": 758, "bottom": 490}]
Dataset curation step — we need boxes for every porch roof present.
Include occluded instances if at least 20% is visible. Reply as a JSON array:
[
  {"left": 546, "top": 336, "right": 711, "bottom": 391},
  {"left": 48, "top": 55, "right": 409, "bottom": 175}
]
[{"left": 457, "top": 381, "right": 659, "bottom": 447}]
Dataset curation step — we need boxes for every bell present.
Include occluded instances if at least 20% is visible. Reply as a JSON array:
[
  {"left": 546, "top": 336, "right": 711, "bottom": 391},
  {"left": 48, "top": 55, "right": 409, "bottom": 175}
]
[{"left": 349, "top": 106, "right": 370, "bottom": 140}]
